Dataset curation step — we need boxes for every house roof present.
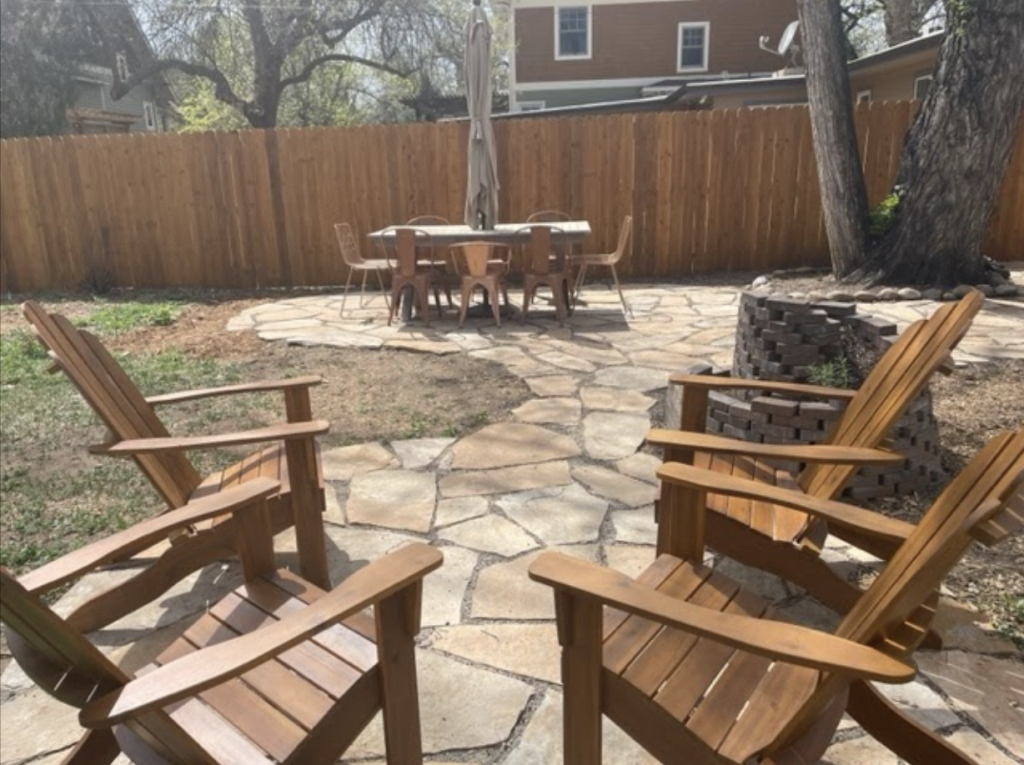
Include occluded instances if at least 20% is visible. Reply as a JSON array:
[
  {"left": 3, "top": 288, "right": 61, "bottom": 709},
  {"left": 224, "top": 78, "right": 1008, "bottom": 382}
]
[{"left": 683, "top": 30, "right": 943, "bottom": 99}]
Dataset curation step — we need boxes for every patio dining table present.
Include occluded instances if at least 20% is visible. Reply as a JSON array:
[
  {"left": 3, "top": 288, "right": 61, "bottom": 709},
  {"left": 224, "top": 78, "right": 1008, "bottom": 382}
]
[{"left": 369, "top": 221, "right": 591, "bottom": 321}]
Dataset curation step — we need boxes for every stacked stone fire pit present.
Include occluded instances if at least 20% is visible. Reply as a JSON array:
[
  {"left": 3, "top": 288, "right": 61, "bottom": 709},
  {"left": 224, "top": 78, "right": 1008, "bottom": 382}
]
[{"left": 669, "top": 292, "right": 943, "bottom": 500}]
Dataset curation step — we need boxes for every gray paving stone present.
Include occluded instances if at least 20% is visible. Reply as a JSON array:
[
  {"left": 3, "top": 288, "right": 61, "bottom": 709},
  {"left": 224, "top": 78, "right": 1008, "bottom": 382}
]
[
  {"left": 503, "top": 691, "right": 660, "bottom": 765},
  {"left": 582, "top": 411, "right": 651, "bottom": 460},
  {"left": 615, "top": 452, "right": 662, "bottom": 484},
  {"left": 820, "top": 734, "right": 900, "bottom": 764},
  {"left": 512, "top": 397, "right": 582, "bottom": 424},
  {"left": 524, "top": 374, "right": 581, "bottom": 397},
  {"left": 0, "top": 688, "right": 81, "bottom": 763},
  {"left": 592, "top": 365, "right": 669, "bottom": 392},
  {"left": 383, "top": 338, "right": 462, "bottom": 354},
  {"left": 390, "top": 437, "right": 455, "bottom": 469},
  {"left": 604, "top": 544, "right": 657, "bottom": 579},
  {"left": 421, "top": 544, "right": 478, "bottom": 627},
  {"left": 426, "top": 623, "right": 561, "bottom": 683},
  {"left": 944, "top": 728, "right": 1019, "bottom": 765},
  {"left": 323, "top": 482, "right": 345, "bottom": 525},
  {"left": 609, "top": 507, "right": 657, "bottom": 544},
  {"left": 873, "top": 677, "right": 961, "bottom": 731},
  {"left": 534, "top": 350, "right": 597, "bottom": 373},
  {"left": 435, "top": 496, "right": 489, "bottom": 528},
  {"left": 345, "top": 649, "right": 533, "bottom": 758},
  {"left": 346, "top": 469, "right": 436, "bottom": 532},
  {"left": 628, "top": 349, "right": 708, "bottom": 372},
  {"left": 579, "top": 386, "right": 656, "bottom": 412},
  {"left": 917, "top": 651, "right": 1024, "bottom": 753},
  {"left": 438, "top": 460, "right": 573, "bottom": 497},
  {"left": 437, "top": 514, "right": 540, "bottom": 557},
  {"left": 573, "top": 464, "right": 657, "bottom": 507},
  {"left": 450, "top": 423, "right": 580, "bottom": 469},
  {"left": 499, "top": 483, "right": 608, "bottom": 545},
  {"left": 281, "top": 327, "right": 385, "bottom": 348},
  {"left": 321, "top": 442, "right": 398, "bottom": 481},
  {"left": 471, "top": 546, "right": 599, "bottom": 619}
]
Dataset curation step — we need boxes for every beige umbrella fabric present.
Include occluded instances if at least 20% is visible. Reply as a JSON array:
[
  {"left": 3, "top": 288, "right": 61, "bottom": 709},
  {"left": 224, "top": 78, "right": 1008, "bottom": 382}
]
[{"left": 464, "top": 0, "right": 499, "bottom": 229}]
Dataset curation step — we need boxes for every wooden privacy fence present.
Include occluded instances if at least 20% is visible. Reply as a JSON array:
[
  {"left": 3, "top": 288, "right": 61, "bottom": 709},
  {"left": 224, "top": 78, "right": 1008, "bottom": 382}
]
[{"left": 1, "top": 103, "right": 1021, "bottom": 293}]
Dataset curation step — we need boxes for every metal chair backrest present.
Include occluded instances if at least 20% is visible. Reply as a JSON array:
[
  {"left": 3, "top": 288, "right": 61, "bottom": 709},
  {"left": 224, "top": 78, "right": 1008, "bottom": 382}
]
[
  {"left": 527, "top": 210, "right": 571, "bottom": 223},
  {"left": 451, "top": 241, "right": 507, "bottom": 278},
  {"left": 390, "top": 227, "right": 432, "bottom": 278},
  {"left": 334, "top": 222, "right": 366, "bottom": 267},
  {"left": 516, "top": 225, "right": 568, "bottom": 275},
  {"left": 406, "top": 215, "right": 450, "bottom": 226},
  {"left": 609, "top": 215, "right": 633, "bottom": 265}
]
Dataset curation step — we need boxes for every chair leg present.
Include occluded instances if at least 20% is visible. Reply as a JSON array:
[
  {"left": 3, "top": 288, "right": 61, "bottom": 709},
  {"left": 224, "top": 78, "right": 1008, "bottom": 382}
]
[
  {"left": 574, "top": 263, "right": 588, "bottom": 299},
  {"left": 492, "top": 283, "right": 502, "bottom": 327},
  {"left": 847, "top": 680, "right": 975, "bottom": 765},
  {"left": 376, "top": 267, "right": 391, "bottom": 311},
  {"left": 359, "top": 269, "right": 370, "bottom": 308},
  {"left": 521, "top": 283, "right": 533, "bottom": 323},
  {"left": 553, "top": 278, "right": 566, "bottom": 326},
  {"left": 340, "top": 269, "right": 355, "bottom": 317},
  {"left": 611, "top": 265, "right": 631, "bottom": 317},
  {"left": 459, "top": 284, "right": 471, "bottom": 328}
]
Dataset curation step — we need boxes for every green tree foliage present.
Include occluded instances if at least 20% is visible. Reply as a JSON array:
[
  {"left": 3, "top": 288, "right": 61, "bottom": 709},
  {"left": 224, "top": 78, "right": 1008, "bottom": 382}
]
[{"left": 0, "top": 0, "right": 88, "bottom": 138}]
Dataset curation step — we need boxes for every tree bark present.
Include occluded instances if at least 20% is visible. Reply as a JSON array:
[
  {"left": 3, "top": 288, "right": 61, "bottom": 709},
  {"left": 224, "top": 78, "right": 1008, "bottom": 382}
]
[
  {"left": 798, "top": 0, "right": 871, "bottom": 279},
  {"left": 865, "top": 0, "right": 1024, "bottom": 285}
]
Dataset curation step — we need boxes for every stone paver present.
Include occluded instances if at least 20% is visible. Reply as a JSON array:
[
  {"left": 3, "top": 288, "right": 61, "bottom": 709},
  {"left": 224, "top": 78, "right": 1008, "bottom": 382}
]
[
  {"left": 450, "top": 423, "right": 580, "bottom": 469},
  {"left": 6, "top": 277, "right": 1023, "bottom": 765},
  {"left": 346, "top": 469, "right": 436, "bottom": 532},
  {"left": 582, "top": 411, "right": 650, "bottom": 460}
]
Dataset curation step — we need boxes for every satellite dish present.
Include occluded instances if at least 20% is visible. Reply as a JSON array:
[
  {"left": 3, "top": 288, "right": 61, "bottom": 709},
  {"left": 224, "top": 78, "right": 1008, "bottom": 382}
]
[{"left": 759, "top": 20, "right": 802, "bottom": 69}]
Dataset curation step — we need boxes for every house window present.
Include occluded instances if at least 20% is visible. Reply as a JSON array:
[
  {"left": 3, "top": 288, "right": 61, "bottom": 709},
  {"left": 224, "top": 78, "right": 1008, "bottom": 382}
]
[
  {"left": 677, "top": 22, "right": 709, "bottom": 72},
  {"left": 115, "top": 53, "right": 129, "bottom": 82},
  {"left": 556, "top": 7, "right": 590, "bottom": 59},
  {"left": 856, "top": 89, "right": 872, "bottom": 103},
  {"left": 518, "top": 101, "right": 547, "bottom": 112},
  {"left": 143, "top": 101, "right": 157, "bottom": 130},
  {"left": 914, "top": 75, "right": 932, "bottom": 100}
]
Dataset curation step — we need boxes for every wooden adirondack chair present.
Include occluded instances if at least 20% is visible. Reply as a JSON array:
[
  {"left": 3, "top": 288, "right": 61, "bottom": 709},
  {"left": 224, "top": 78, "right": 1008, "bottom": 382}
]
[
  {"left": 21, "top": 301, "right": 331, "bottom": 633},
  {"left": 646, "top": 290, "right": 984, "bottom": 615},
  {"left": 0, "top": 479, "right": 443, "bottom": 765},
  {"left": 529, "top": 429, "right": 1023, "bottom": 765}
]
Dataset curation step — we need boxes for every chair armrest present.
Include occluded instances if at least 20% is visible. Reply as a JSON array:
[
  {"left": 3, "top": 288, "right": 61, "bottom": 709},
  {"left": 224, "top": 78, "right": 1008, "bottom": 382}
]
[
  {"left": 656, "top": 462, "right": 914, "bottom": 548},
  {"left": 668, "top": 373, "right": 857, "bottom": 401},
  {"left": 80, "top": 543, "right": 444, "bottom": 728},
  {"left": 98, "top": 420, "right": 330, "bottom": 455},
  {"left": 18, "top": 479, "right": 281, "bottom": 595},
  {"left": 144, "top": 376, "right": 322, "bottom": 406},
  {"left": 528, "top": 552, "right": 914, "bottom": 683},
  {"left": 646, "top": 429, "right": 905, "bottom": 466}
]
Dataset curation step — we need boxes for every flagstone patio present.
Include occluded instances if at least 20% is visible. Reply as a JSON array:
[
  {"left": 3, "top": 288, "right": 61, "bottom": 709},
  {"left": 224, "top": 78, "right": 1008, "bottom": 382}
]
[{"left": 3, "top": 276, "right": 1023, "bottom": 764}]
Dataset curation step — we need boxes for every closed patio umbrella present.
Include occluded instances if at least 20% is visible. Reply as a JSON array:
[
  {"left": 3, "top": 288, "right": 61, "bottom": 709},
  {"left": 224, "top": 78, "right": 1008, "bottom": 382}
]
[{"left": 464, "top": 0, "right": 499, "bottom": 229}]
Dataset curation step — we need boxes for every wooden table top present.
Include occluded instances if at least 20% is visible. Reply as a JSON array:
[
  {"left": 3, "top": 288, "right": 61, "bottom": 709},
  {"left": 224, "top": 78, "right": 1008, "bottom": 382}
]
[{"left": 368, "top": 221, "right": 591, "bottom": 246}]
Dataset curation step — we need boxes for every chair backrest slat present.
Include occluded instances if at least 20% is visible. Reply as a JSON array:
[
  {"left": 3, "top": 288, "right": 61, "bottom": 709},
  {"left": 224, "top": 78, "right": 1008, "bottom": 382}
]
[
  {"left": 836, "top": 429, "right": 1024, "bottom": 646},
  {"left": 799, "top": 292, "right": 984, "bottom": 498},
  {"left": 23, "top": 302, "right": 202, "bottom": 507}
]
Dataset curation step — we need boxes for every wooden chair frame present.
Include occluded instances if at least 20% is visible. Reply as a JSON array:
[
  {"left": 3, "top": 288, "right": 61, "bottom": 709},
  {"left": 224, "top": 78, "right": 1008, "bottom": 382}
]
[
  {"left": 1, "top": 479, "right": 444, "bottom": 765},
  {"left": 405, "top": 216, "right": 456, "bottom": 308},
  {"left": 572, "top": 215, "right": 633, "bottom": 317},
  {"left": 21, "top": 301, "right": 331, "bottom": 633},
  {"left": 530, "top": 429, "right": 1023, "bottom": 765},
  {"left": 646, "top": 290, "right": 985, "bottom": 617},
  {"left": 386, "top": 227, "right": 445, "bottom": 327}
]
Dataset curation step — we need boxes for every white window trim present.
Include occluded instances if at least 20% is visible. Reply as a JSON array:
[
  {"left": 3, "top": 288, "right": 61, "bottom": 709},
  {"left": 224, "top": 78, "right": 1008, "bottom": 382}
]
[
  {"left": 517, "top": 100, "right": 547, "bottom": 112},
  {"left": 677, "top": 21, "right": 710, "bottom": 74},
  {"left": 856, "top": 89, "right": 872, "bottom": 103},
  {"left": 143, "top": 101, "right": 157, "bottom": 130},
  {"left": 115, "top": 52, "right": 129, "bottom": 82},
  {"left": 914, "top": 75, "right": 933, "bottom": 99},
  {"left": 555, "top": 5, "right": 592, "bottom": 61}
]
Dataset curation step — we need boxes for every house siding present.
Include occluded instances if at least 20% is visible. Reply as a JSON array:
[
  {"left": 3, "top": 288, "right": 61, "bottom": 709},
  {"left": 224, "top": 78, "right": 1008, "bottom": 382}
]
[{"left": 516, "top": 0, "right": 797, "bottom": 84}]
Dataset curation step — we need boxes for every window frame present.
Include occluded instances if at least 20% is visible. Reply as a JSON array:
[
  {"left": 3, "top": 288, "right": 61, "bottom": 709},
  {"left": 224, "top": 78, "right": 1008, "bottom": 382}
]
[
  {"left": 143, "top": 101, "right": 157, "bottom": 130},
  {"left": 554, "top": 5, "right": 592, "bottom": 61},
  {"left": 115, "top": 52, "right": 130, "bottom": 82},
  {"left": 518, "top": 100, "right": 547, "bottom": 112},
  {"left": 856, "top": 89, "right": 872, "bottom": 103},
  {"left": 914, "top": 75, "right": 933, "bottom": 100},
  {"left": 677, "top": 21, "right": 710, "bottom": 73}
]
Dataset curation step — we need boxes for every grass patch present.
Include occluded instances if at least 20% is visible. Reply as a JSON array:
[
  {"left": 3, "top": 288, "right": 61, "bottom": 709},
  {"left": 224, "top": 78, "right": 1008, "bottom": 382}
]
[
  {"left": 79, "top": 300, "right": 185, "bottom": 333},
  {"left": 0, "top": 332, "right": 270, "bottom": 573}
]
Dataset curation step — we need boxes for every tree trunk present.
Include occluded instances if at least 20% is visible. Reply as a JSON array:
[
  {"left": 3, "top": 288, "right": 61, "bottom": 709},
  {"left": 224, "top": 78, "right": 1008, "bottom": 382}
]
[
  {"left": 884, "top": 0, "right": 926, "bottom": 45},
  {"left": 798, "top": 0, "right": 871, "bottom": 279},
  {"left": 865, "top": 0, "right": 1024, "bottom": 286}
]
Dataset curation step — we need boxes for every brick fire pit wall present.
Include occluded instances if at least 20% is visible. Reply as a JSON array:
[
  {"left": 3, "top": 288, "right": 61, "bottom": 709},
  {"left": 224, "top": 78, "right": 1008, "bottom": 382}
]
[{"left": 667, "top": 292, "right": 944, "bottom": 500}]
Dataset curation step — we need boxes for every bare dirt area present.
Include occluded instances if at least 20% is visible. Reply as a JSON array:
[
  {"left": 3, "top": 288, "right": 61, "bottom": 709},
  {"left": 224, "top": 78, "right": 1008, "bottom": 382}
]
[{"left": 3, "top": 293, "right": 532, "bottom": 447}]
